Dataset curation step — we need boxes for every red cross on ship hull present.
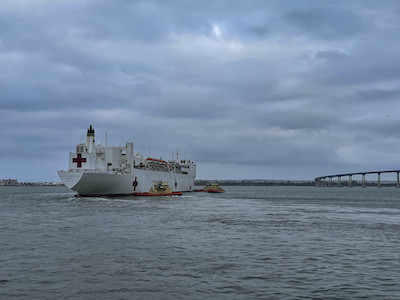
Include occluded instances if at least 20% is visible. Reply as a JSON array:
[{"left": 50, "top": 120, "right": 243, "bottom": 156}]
[{"left": 73, "top": 153, "right": 86, "bottom": 168}]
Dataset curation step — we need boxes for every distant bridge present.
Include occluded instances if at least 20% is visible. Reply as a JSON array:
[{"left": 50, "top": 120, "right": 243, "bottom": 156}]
[{"left": 315, "top": 170, "right": 400, "bottom": 187}]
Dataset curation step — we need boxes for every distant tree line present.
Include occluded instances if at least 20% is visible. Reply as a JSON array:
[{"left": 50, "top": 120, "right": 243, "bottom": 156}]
[{"left": 195, "top": 180, "right": 315, "bottom": 186}]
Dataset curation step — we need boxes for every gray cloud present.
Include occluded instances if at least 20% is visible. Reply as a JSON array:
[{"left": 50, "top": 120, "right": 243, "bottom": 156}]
[
  {"left": 1, "top": 0, "right": 400, "bottom": 181},
  {"left": 356, "top": 88, "right": 400, "bottom": 101},
  {"left": 315, "top": 50, "right": 347, "bottom": 60},
  {"left": 285, "top": 8, "right": 371, "bottom": 39}
]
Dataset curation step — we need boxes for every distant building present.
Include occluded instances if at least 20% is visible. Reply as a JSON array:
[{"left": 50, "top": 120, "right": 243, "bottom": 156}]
[{"left": 0, "top": 179, "right": 18, "bottom": 186}]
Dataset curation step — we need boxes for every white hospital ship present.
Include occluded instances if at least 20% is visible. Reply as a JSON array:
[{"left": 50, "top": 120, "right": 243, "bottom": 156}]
[{"left": 58, "top": 125, "right": 196, "bottom": 196}]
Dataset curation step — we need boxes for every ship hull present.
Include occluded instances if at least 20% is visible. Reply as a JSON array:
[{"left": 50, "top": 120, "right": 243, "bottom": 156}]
[{"left": 58, "top": 169, "right": 195, "bottom": 197}]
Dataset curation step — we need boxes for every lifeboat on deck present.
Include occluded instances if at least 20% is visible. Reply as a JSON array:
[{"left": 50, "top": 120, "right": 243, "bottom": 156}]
[{"left": 134, "top": 181, "right": 182, "bottom": 196}]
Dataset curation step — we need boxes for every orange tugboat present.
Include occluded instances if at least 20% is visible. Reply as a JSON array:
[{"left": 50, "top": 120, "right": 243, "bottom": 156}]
[
  {"left": 195, "top": 182, "right": 225, "bottom": 193},
  {"left": 134, "top": 181, "right": 182, "bottom": 196}
]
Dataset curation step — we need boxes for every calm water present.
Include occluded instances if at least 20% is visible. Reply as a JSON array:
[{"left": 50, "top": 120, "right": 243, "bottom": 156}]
[{"left": 0, "top": 186, "right": 399, "bottom": 299}]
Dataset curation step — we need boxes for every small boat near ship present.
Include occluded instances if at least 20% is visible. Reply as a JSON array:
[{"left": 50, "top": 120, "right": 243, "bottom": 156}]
[
  {"left": 204, "top": 182, "right": 225, "bottom": 193},
  {"left": 134, "top": 181, "right": 182, "bottom": 196},
  {"left": 195, "top": 182, "right": 225, "bottom": 193}
]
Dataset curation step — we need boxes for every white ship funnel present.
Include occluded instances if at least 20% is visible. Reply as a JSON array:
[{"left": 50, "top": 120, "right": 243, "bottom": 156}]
[
  {"left": 126, "top": 142, "right": 134, "bottom": 172},
  {"left": 126, "top": 142, "right": 133, "bottom": 162}
]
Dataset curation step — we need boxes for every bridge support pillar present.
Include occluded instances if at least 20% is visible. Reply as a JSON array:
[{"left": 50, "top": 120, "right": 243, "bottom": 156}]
[
  {"left": 329, "top": 177, "right": 332, "bottom": 187},
  {"left": 362, "top": 174, "right": 366, "bottom": 187},
  {"left": 397, "top": 172, "right": 399, "bottom": 188},
  {"left": 377, "top": 173, "right": 381, "bottom": 188},
  {"left": 337, "top": 176, "right": 341, "bottom": 187},
  {"left": 348, "top": 175, "right": 352, "bottom": 187}
]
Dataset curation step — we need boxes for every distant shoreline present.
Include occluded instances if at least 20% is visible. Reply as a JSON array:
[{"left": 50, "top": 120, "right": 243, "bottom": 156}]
[
  {"left": 195, "top": 180, "right": 315, "bottom": 186},
  {"left": 195, "top": 179, "right": 399, "bottom": 187},
  {"left": 2, "top": 179, "right": 395, "bottom": 187},
  {"left": 0, "top": 180, "right": 63, "bottom": 187},
  {"left": 1, "top": 179, "right": 315, "bottom": 187}
]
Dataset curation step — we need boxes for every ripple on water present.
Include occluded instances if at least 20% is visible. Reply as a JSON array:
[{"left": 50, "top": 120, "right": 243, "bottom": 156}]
[{"left": 1, "top": 186, "right": 400, "bottom": 299}]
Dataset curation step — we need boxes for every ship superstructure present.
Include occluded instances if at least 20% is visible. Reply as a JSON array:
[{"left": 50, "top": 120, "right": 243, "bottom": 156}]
[{"left": 58, "top": 125, "right": 196, "bottom": 196}]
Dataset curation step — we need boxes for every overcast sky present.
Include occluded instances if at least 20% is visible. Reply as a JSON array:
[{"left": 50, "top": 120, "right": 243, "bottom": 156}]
[{"left": 2, "top": 0, "right": 400, "bottom": 182}]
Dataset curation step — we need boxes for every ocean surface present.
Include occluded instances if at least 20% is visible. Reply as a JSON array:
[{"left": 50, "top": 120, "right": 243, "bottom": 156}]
[{"left": 1, "top": 185, "right": 399, "bottom": 299}]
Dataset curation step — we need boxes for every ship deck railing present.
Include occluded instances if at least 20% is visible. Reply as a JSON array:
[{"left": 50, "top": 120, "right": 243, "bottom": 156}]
[{"left": 59, "top": 169, "right": 130, "bottom": 175}]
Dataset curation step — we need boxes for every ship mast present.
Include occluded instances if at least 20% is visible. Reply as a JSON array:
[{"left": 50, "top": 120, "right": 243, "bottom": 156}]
[{"left": 86, "top": 125, "right": 95, "bottom": 153}]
